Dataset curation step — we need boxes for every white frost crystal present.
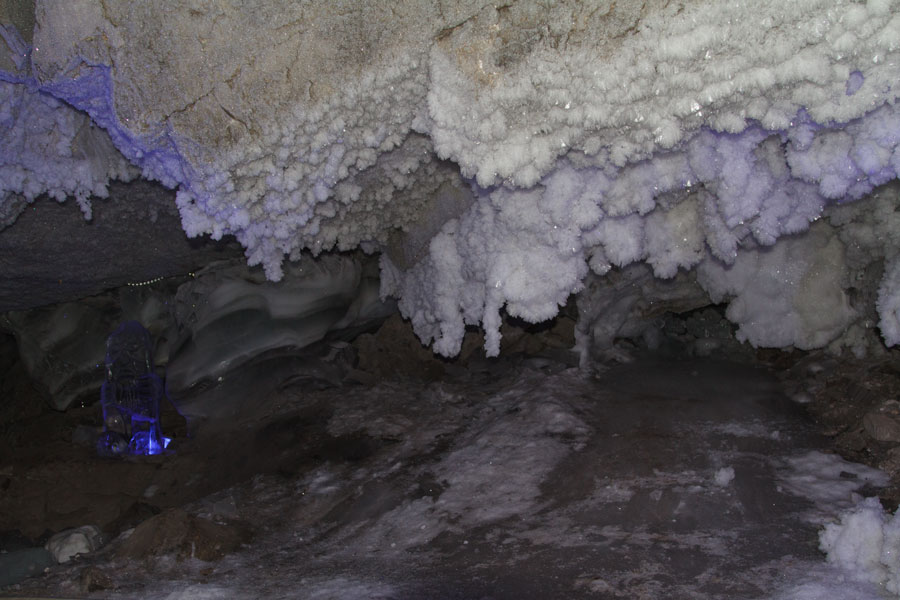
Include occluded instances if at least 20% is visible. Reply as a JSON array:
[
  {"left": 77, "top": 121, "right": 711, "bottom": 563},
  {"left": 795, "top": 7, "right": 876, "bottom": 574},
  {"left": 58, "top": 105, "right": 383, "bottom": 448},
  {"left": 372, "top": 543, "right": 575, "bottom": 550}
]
[
  {"left": 697, "top": 222, "right": 857, "bottom": 350},
  {"left": 3, "top": 0, "right": 900, "bottom": 355},
  {"left": 820, "top": 497, "right": 900, "bottom": 594},
  {"left": 45, "top": 525, "right": 103, "bottom": 564}
]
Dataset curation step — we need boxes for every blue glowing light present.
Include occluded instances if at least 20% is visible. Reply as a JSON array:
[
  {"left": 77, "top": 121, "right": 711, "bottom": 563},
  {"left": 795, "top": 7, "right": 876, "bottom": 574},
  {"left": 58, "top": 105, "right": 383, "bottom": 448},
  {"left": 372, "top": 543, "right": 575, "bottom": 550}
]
[
  {"left": 97, "top": 321, "right": 175, "bottom": 457},
  {"left": 129, "top": 431, "right": 173, "bottom": 456}
]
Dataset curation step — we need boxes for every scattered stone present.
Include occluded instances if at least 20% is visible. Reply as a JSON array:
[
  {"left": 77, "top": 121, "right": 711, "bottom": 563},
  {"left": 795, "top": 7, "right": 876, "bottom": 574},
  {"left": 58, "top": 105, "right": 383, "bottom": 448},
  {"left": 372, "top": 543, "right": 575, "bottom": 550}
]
[
  {"left": 45, "top": 525, "right": 103, "bottom": 564},
  {"left": 116, "top": 508, "right": 250, "bottom": 561},
  {"left": 863, "top": 401, "right": 900, "bottom": 442},
  {"left": 79, "top": 565, "right": 114, "bottom": 592},
  {"left": 836, "top": 427, "right": 872, "bottom": 453},
  {"left": 878, "top": 446, "right": 900, "bottom": 474}
]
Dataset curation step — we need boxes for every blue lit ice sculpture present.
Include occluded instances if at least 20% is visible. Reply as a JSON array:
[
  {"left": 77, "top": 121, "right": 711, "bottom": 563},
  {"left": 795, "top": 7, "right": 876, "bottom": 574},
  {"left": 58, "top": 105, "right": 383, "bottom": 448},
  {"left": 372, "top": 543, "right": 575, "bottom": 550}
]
[{"left": 97, "top": 321, "right": 172, "bottom": 457}]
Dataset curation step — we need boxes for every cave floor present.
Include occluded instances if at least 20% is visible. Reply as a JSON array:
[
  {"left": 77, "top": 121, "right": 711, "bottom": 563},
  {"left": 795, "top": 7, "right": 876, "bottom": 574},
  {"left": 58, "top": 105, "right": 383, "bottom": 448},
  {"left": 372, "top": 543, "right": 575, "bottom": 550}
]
[{"left": 1, "top": 351, "right": 897, "bottom": 599}]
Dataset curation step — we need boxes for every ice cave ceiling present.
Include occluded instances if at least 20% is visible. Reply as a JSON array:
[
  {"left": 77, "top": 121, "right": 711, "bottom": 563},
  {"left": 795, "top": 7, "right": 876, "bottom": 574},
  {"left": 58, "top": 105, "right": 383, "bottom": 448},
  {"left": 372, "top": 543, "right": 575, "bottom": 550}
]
[{"left": 2, "top": 0, "right": 900, "bottom": 371}]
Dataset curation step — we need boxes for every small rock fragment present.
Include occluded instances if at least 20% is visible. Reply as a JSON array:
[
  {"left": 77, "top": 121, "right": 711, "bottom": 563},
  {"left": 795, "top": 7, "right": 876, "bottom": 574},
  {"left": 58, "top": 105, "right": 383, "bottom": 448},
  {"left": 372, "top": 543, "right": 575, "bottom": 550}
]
[
  {"left": 80, "top": 565, "right": 114, "bottom": 592},
  {"left": 863, "top": 401, "right": 900, "bottom": 442},
  {"left": 116, "top": 508, "right": 250, "bottom": 561}
]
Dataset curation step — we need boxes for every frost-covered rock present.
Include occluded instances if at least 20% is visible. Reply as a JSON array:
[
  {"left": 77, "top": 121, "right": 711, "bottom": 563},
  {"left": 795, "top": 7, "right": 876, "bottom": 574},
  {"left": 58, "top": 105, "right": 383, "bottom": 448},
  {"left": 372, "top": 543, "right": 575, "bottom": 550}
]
[
  {"left": 45, "top": 525, "right": 102, "bottom": 564},
  {"left": 862, "top": 402, "right": 900, "bottom": 443},
  {"left": 0, "top": 22, "right": 136, "bottom": 218}
]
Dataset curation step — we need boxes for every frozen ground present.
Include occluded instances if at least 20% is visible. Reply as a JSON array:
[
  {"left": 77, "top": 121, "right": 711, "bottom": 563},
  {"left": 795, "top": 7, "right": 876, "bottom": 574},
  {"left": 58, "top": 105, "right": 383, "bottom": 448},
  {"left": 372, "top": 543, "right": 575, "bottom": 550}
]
[{"left": 2, "top": 352, "right": 895, "bottom": 599}]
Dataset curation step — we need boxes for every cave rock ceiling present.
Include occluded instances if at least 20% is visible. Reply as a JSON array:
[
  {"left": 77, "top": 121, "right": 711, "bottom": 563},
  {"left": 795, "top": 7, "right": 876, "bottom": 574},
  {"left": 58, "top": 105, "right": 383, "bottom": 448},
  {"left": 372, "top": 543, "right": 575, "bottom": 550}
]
[{"left": 2, "top": 0, "right": 900, "bottom": 360}]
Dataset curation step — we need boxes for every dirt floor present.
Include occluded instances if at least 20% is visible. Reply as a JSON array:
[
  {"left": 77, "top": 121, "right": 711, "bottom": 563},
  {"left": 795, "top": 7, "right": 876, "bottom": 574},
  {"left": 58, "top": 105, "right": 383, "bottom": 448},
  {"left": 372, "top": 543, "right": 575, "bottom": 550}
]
[
  {"left": 2, "top": 319, "right": 900, "bottom": 598},
  {"left": 769, "top": 348, "right": 900, "bottom": 510}
]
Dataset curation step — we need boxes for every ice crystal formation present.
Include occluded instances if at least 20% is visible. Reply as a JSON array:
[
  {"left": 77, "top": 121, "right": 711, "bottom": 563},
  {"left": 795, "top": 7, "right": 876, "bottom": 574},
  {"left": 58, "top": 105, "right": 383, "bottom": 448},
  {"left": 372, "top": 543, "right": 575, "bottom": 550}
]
[{"left": 2, "top": 0, "right": 900, "bottom": 358}]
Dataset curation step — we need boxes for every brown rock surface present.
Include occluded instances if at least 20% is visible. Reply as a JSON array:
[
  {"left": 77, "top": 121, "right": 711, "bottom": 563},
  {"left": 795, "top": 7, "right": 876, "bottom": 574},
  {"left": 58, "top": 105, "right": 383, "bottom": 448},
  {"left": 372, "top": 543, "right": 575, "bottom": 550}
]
[{"left": 116, "top": 508, "right": 250, "bottom": 562}]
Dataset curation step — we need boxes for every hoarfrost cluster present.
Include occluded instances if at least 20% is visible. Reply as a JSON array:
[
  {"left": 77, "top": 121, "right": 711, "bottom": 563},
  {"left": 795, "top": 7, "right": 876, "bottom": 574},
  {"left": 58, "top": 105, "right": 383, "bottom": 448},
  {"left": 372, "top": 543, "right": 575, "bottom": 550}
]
[{"left": 2, "top": 0, "right": 900, "bottom": 357}]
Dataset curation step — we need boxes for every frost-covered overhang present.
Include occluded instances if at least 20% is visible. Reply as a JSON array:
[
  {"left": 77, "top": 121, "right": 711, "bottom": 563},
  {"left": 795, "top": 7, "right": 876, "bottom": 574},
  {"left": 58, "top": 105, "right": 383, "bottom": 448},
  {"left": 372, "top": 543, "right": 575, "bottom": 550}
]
[{"left": 2, "top": 0, "right": 900, "bottom": 357}]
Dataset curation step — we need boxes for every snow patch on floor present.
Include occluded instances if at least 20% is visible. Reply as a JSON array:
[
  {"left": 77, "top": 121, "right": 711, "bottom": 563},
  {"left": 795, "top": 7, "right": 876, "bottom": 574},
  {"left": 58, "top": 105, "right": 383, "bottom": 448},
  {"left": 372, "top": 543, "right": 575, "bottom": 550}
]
[{"left": 779, "top": 450, "right": 890, "bottom": 520}]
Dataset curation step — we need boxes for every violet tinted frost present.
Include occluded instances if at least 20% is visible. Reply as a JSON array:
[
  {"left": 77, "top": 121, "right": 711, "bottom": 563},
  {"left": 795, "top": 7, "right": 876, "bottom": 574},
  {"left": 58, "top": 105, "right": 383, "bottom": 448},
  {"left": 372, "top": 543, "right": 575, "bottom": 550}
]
[
  {"left": 3, "top": 1, "right": 900, "bottom": 356},
  {"left": 391, "top": 104, "right": 900, "bottom": 356}
]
